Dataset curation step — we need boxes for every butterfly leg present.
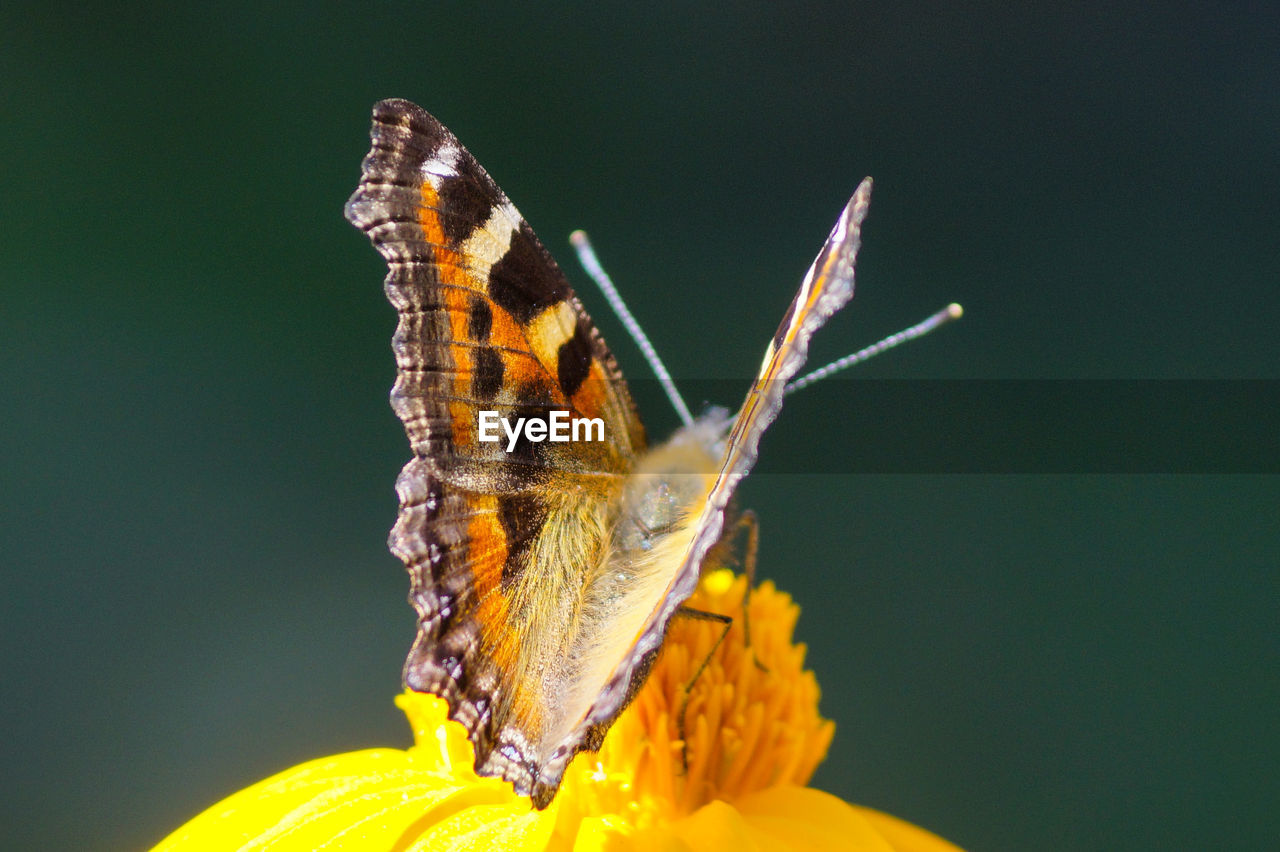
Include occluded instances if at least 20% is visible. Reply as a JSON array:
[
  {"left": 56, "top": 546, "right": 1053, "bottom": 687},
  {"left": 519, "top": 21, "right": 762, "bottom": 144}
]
[
  {"left": 722, "top": 509, "right": 769, "bottom": 672},
  {"left": 672, "top": 605, "right": 733, "bottom": 772}
]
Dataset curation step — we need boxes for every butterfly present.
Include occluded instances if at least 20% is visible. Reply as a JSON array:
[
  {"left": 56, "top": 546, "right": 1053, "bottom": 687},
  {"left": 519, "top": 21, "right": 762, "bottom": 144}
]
[{"left": 344, "top": 99, "right": 872, "bottom": 808}]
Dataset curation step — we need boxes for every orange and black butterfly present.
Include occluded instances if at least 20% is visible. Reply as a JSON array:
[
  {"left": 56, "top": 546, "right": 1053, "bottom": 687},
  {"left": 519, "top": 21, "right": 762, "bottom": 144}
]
[{"left": 345, "top": 99, "right": 872, "bottom": 808}]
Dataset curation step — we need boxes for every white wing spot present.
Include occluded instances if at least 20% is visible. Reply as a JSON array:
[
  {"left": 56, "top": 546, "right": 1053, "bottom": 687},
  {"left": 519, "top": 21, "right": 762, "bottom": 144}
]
[
  {"left": 460, "top": 200, "right": 521, "bottom": 276},
  {"left": 421, "top": 142, "right": 462, "bottom": 188}
]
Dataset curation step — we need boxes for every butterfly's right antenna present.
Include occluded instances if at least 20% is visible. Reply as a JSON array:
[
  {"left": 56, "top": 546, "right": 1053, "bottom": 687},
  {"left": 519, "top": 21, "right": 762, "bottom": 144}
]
[
  {"left": 785, "top": 302, "right": 964, "bottom": 395},
  {"left": 570, "top": 230, "right": 696, "bottom": 428}
]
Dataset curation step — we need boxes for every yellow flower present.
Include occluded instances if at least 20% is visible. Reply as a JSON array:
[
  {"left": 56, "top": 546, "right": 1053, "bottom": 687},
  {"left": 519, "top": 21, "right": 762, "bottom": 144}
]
[{"left": 152, "top": 571, "right": 961, "bottom": 850}]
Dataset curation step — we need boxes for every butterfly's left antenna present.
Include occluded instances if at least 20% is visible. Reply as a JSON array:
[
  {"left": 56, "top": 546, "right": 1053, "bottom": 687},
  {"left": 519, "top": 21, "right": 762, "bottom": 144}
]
[{"left": 570, "top": 230, "right": 696, "bottom": 428}]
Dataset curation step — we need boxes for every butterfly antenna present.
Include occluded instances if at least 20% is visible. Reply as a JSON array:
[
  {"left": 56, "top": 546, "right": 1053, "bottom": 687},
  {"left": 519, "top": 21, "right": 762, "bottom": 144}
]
[
  {"left": 785, "top": 303, "right": 964, "bottom": 395},
  {"left": 570, "top": 230, "right": 696, "bottom": 428}
]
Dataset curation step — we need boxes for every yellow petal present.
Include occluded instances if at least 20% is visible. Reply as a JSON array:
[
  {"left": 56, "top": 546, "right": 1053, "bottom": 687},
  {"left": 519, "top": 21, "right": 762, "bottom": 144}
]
[
  {"left": 851, "top": 804, "right": 965, "bottom": 852},
  {"left": 396, "top": 692, "right": 477, "bottom": 771},
  {"left": 732, "top": 786, "right": 963, "bottom": 852},
  {"left": 402, "top": 801, "right": 554, "bottom": 851},
  {"left": 150, "top": 748, "right": 528, "bottom": 851},
  {"left": 570, "top": 815, "right": 691, "bottom": 852},
  {"left": 666, "top": 799, "right": 765, "bottom": 851}
]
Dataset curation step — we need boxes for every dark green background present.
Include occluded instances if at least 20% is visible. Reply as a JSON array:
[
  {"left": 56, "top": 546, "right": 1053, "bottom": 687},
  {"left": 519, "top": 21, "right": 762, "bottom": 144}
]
[{"left": 4, "top": 3, "right": 1277, "bottom": 850}]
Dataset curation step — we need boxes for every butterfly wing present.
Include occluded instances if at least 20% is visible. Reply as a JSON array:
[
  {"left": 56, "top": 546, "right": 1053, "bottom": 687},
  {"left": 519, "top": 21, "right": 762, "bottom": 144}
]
[
  {"left": 562, "top": 179, "right": 876, "bottom": 761},
  {"left": 713, "top": 178, "right": 874, "bottom": 492},
  {"left": 344, "top": 99, "right": 646, "bottom": 800}
]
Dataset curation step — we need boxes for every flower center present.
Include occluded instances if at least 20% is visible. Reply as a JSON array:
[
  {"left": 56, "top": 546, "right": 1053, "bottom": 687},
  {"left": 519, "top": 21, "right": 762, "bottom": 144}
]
[{"left": 558, "top": 569, "right": 834, "bottom": 824}]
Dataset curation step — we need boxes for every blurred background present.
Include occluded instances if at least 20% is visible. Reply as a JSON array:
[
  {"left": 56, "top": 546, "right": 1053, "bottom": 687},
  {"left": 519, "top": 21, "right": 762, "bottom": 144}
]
[{"left": 3, "top": 2, "right": 1277, "bottom": 849}]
